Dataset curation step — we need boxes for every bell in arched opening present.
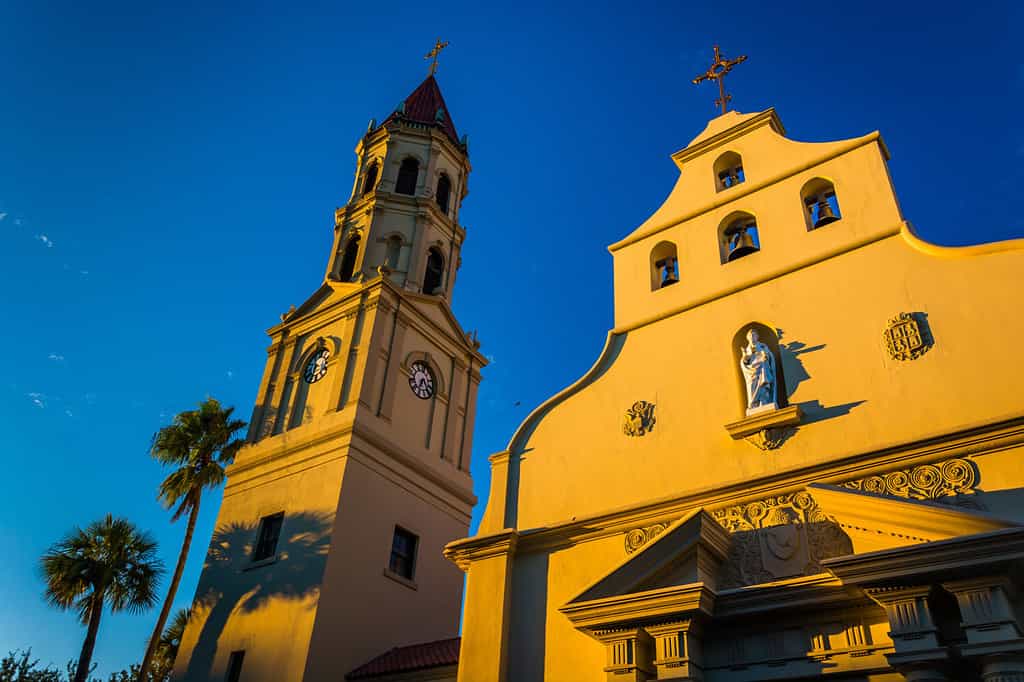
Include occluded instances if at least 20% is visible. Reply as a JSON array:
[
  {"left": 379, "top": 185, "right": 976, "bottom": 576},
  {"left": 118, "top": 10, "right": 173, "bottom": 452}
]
[
  {"left": 724, "top": 222, "right": 759, "bottom": 262},
  {"left": 656, "top": 256, "right": 679, "bottom": 288},
  {"left": 810, "top": 192, "right": 840, "bottom": 228}
]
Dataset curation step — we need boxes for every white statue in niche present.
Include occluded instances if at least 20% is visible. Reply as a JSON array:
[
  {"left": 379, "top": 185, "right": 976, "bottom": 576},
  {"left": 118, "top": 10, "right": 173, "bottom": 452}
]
[{"left": 740, "top": 328, "right": 778, "bottom": 415}]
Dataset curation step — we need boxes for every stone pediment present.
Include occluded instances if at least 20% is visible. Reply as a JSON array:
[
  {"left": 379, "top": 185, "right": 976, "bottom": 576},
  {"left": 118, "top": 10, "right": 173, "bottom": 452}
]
[
  {"left": 807, "top": 483, "right": 1020, "bottom": 550},
  {"left": 560, "top": 510, "right": 729, "bottom": 631}
]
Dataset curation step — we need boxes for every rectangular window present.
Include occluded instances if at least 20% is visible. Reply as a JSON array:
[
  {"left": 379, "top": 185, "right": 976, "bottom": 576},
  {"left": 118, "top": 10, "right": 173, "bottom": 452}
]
[
  {"left": 253, "top": 512, "right": 284, "bottom": 562},
  {"left": 388, "top": 526, "right": 418, "bottom": 580},
  {"left": 225, "top": 650, "right": 245, "bottom": 682}
]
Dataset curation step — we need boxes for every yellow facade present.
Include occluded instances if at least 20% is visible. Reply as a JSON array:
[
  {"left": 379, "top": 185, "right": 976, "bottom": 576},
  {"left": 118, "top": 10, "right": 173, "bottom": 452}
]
[
  {"left": 172, "top": 76, "right": 484, "bottom": 682},
  {"left": 450, "top": 108, "right": 1024, "bottom": 681}
]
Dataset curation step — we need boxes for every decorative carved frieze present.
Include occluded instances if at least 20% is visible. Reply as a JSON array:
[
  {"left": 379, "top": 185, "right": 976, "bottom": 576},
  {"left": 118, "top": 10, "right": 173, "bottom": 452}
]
[
  {"left": 624, "top": 523, "right": 670, "bottom": 554},
  {"left": 884, "top": 312, "right": 932, "bottom": 361},
  {"left": 623, "top": 401, "right": 656, "bottom": 437},
  {"left": 840, "top": 457, "right": 979, "bottom": 505}
]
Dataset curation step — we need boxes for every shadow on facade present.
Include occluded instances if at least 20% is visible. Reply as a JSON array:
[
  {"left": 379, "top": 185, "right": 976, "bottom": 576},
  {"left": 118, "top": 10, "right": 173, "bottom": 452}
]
[
  {"left": 184, "top": 511, "right": 332, "bottom": 680},
  {"left": 507, "top": 551, "right": 549, "bottom": 680}
]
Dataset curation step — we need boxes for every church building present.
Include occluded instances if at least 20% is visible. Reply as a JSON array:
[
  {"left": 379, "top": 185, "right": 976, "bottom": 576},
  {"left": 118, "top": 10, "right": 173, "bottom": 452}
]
[{"left": 172, "top": 50, "right": 1024, "bottom": 682}]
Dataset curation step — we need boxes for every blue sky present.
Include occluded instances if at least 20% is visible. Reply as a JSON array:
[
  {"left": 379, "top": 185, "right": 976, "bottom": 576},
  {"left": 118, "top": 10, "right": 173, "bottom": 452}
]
[{"left": 1, "top": 0, "right": 1021, "bottom": 675}]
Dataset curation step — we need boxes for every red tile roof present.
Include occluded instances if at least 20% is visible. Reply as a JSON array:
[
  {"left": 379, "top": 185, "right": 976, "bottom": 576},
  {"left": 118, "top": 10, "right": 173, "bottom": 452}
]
[
  {"left": 381, "top": 76, "right": 461, "bottom": 147},
  {"left": 346, "top": 637, "right": 460, "bottom": 680}
]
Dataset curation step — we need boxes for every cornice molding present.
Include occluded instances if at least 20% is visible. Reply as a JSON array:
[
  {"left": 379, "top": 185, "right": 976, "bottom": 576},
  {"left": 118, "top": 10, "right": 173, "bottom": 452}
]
[
  {"left": 560, "top": 583, "right": 715, "bottom": 632},
  {"left": 509, "top": 415, "right": 1024, "bottom": 556},
  {"left": 823, "top": 527, "right": 1024, "bottom": 586},
  {"left": 444, "top": 529, "right": 518, "bottom": 570}
]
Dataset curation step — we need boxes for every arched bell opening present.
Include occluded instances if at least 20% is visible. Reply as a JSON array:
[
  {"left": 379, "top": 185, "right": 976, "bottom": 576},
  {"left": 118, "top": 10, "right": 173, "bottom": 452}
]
[
  {"left": 714, "top": 151, "right": 745, "bottom": 191},
  {"left": 719, "top": 212, "right": 761, "bottom": 264},
  {"left": 436, "top": 174, "right": 452, "bottom": 214},
  {"left": 422, "top": 248, "right": 445, "bottom": 295},
  {"left": 361, "top": 162, "right": 379, "bottom": 196},
  {"left": 801, "top": 178, "right": 842, "bottom": 230},
  {"left": 649, "top": 241, "right": 680, "bottom": 291},
  {"left": 337, "top": 235, "right": 361, "bottom": 282},
  {"left": 395, "top": 157, "right": 419, "bottom": 196}
]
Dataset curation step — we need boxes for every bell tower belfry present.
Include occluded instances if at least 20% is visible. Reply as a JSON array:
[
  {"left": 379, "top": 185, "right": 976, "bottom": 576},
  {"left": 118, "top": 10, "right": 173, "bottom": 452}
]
[
  {"left": 328, "top": 74, "right": 470, "bottom": 299},
  {"left": 172, "top": 72, "right": 485, "bottom": 682}
]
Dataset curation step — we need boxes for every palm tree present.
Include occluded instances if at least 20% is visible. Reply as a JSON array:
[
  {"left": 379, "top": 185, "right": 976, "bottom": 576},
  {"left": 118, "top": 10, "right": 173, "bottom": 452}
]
[
  {"left": 136, "top": 398, "right": 246, "bottom": 682},
  {"left": 40, "top": 515, "right": 163, "bottom": 682},
  {"left": 154, "top": 608, "right": 190, "bottom": 676}
]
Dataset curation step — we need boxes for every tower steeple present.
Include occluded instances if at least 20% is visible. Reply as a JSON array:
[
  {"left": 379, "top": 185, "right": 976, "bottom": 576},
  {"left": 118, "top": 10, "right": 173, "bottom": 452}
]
[
  {"left": 172, "top": 72, "right": 485, "bottom": 682},
  {"left": 328, "top": 75, "right": 470, "bottom": 300}
]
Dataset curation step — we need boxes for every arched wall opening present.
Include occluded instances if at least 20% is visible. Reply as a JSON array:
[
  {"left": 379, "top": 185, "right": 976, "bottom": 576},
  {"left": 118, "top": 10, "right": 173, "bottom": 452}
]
[
  {"left": 801, "top": 177, "right": 842, "bottom": 230},
  {"left": 649, "top": 241, "right": 679, "bottom": 290},
  {"left": 396, "top": 158, "right": 419, "bottom": 196},
  {"left": 422, "top": 248, "right": 445, "bottom": 295},
  {"left": 714, "top": 151, "right": 745, "bottom": 191},
  {"left": 718, "top": 211, "right": 761, "bottom": 264}
]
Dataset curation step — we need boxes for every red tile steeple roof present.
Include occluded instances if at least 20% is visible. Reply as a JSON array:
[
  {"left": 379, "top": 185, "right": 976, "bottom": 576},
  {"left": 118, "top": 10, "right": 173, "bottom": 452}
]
[{"left": 380, "top": 75, "right": 461, "bottom": 147}]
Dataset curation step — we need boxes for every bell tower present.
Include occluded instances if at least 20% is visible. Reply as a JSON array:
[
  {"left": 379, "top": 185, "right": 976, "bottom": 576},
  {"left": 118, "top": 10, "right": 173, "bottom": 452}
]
[
  {"left": 172, "top": 72, "right": 485, "bottom": 682},
  {"left": 328, "top": 74, "right": 470, "bottom": 299}
]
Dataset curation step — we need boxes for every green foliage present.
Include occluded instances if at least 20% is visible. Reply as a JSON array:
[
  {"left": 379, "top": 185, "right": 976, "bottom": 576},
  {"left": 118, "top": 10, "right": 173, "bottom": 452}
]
[
  {"left": 40, "top": 515, "right": 164, "bottom": 623},
  {"left": 0, "top": 651, "right": 64, "bottom": 682},
  {"left": 151, "top": 398, "right": 246, "bottom": 521}
]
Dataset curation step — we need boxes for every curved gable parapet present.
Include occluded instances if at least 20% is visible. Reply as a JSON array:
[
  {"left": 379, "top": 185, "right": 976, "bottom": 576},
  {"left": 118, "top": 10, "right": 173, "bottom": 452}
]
[
  {"left": 900, "top": 221, "right": 1024, "bottom": 258},
  {"left": 507, "top": 331, "right": 627, "bottom": 455}
]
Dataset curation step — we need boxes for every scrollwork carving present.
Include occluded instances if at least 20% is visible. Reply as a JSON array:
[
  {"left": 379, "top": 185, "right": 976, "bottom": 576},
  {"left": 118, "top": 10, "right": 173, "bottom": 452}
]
[
  {"left": 841, "top": 457, "right": 978, "bottom": 504},
  {"left": 623, "top": 522, "right": 670, "bottom": 553}
]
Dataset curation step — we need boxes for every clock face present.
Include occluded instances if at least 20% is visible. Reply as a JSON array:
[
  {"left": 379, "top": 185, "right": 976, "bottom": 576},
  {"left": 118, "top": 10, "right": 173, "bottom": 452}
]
[
  {"left": 408, "top": 361, "right": 435, "bottom": 399},
  {"left": 303, "top": 348, "right": 330, "bottom": 384}
]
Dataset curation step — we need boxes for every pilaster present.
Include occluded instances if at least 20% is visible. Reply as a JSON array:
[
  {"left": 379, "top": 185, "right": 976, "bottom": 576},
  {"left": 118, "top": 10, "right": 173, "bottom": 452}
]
[{"left": 445, "top": 530, "right": 518, "bottom": 682}]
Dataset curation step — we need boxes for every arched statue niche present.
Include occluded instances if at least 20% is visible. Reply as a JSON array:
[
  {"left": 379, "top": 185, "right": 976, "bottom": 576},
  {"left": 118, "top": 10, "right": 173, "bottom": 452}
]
[{"left": 732, "top": 323, "right": 788, "bottom": 416}]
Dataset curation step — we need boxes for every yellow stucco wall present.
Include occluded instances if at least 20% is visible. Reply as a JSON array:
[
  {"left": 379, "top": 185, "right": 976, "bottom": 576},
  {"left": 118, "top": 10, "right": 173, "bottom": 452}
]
[{"left": 454, "top": 108, "right": 1024, "bottom": 682}]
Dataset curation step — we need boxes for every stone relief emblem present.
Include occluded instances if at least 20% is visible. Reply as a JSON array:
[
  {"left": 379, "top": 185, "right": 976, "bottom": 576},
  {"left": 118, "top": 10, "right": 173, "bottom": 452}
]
[
  {"left": 884, "top": 312, "right": 931, "bottom": 361},
  {"left": 713, "top": 492, "right": 853, "bottom": 589},
  {"left": 623, "top": 523, "right": 670, "bottom": 554},
  {"left": 841, "top": 457, "right": 979, "bottom": 506},
  {"left": 623, "top": 401, "right": 656, "bottom": 437}
]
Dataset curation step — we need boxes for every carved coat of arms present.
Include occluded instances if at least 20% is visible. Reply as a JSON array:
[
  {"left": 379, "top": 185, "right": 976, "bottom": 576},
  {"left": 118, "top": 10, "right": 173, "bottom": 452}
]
[
  {"left": 623, "top": 401, "right": 656, "bottom": 437},
  {"left": 884, "top": 312, "right": 929, "bottom": 361}
]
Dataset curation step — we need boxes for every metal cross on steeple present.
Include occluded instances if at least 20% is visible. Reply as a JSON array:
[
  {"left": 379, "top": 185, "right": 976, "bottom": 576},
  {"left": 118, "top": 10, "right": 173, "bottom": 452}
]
[
  {"left": 425, "top": 39, "right": 449, "bottom": 77},
  {"left": 692, "top": 45, "right": 748, "bottom": 115}
]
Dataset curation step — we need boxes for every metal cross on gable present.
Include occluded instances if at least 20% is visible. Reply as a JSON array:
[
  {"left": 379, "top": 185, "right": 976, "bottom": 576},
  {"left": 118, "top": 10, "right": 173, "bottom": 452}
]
[
  {"left": 692, "top": 45, "right": 748, "bottom": 115},
  {"left": 425, "top": 38, "right": 449, "bottom": 77}
]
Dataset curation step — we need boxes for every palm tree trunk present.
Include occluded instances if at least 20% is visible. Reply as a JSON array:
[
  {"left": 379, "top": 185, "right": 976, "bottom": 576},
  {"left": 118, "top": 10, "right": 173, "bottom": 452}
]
[
  {"left": 137, "top": 493, "right": 201, "bottom": 682},
  {"left": 74, "top": 594, "right": 103, "bottom": 682}
]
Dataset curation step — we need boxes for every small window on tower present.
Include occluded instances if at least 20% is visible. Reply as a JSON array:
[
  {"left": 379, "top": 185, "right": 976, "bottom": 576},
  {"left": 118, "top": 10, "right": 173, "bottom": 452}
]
[
  {"left": 422, "top": 248, "right": 444, "bottom": 295},
  {"left": 252, "top": 512, "right": 284, "bottom": 562},
  {"left": 801, "top": 178, "right": 841, "bottom": 230},
  {"left": 338, "top": 235, "right": 360, "bottom": 282},
  {"left": 436, "top": 174, "right": 452, "bottom": 214},
  {"left": 714, "top": 151, "right": 745, "bottom": 191},
  {"left": 362, "top": 162, "right": 379, "bottom": 196},
  {"left": 396, "top": 158, "right": 419, "bottom": 195},
  {"left": 389, "top": 526, "right": 418, "bottom": 580},
  {"left": 225, "top": 651, "right": 245, "bottom": 682}
]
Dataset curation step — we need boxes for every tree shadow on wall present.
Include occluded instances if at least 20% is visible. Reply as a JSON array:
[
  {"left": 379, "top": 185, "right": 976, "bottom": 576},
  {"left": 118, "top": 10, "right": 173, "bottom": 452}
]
[{"left": 184, "top": 511, "right": 332, "bottom": 681}]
